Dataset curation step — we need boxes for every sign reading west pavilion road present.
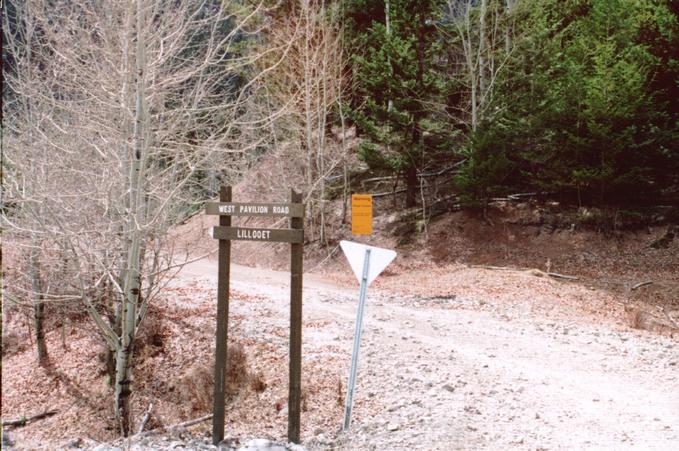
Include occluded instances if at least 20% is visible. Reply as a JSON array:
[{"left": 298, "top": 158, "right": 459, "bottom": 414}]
[
  {"left": 205, "top": 201, "right": 304, "bottom": 218},
  {"left": 205, "top": 187, "right": 305, "bottom": 446}
]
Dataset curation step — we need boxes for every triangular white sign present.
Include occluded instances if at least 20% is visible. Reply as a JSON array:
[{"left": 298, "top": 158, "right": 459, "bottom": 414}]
[{"left": 340, "top": 240, "right": 396, "bottom": 286}]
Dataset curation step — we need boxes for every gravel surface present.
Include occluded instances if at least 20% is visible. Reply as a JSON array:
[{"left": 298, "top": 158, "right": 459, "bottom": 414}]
[{"left": 184, "top": 261, "right": 679, "bottom": 450}]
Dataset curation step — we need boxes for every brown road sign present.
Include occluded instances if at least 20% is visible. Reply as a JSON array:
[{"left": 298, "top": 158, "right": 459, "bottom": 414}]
[
  {"left": 208, "top": 187, "right": 305, "bottom": 445},
  {"left": 212, "top": 226, "right": 304, "bottom": 243},
  {"left": 205, "top": 202, "right": 304, "bottom": 218},
  {"left": 351, "top": 194, "right": 373, "bottom": 235}
]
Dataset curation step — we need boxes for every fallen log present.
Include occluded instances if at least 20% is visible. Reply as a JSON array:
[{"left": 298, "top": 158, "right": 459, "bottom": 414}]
[
  {"left": 137, "top": 403, "right": 154, "bottom": 435},
  {"left": 2, "top": 410, "right": 58, "bottom": 427},
  {"left": 135, "top": 414, "right": 212, "bottom": 439},
  {"left": 631, "top": 281, "right": 653, "bottom": 290},
  {"left": 362, "top": 161, "right": 466, "bottom": 185},
  {"left": 470, "top": 264, "right": 514, "bottom": 271},
  {"left": 471, "top": 265, "right": 578, "bottom": 280},
  {"left": 546, "top": 272, "right": 579, "bottom": 281},
  {"left": 372, "top": 188, "right": 407, "bottom": 198}
]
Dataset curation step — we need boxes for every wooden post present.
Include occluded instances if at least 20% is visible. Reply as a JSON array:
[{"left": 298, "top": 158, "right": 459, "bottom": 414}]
[
  {"left": 212, "top": 185, "right": 231, "bottom": 445},
  {"left": 205, "top": 187, "right": 304, "bottom": 444},
  {"left": 288, "top": 189, "right": 303, "bottom": 443}
]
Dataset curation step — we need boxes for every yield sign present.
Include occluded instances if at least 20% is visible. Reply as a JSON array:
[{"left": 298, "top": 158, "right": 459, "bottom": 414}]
[
  {"left": 340, "top": 240, "right": 396, "bottom": 286},
  {"left": 339, "top": 240, "right": 397, "bottom": 431}
]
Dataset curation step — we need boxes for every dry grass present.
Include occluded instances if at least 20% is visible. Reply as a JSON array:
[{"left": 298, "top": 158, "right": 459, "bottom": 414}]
[
  {"left": 172, "top": 363, "right": 214, "bottom": 413},
  {"left": 225, "top": 342, "right": 249, "bottom": 396},
  {"left": 135, "top": 308, "right": 167, "bottom": 362},
  {"left": 249, "top": 371, "right": 267, "bottom": 393},
  {"left": 2, "top": 331, "right": 26, "bottom": 357},
  {"left": 170, "top": 341, "right": 251, "bottom": 413}
]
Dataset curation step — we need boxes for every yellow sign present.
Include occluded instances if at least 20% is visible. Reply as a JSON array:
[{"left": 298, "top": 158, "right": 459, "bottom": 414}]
[{"left": 351, "top": 194, "right": 373, "bottom": 235}]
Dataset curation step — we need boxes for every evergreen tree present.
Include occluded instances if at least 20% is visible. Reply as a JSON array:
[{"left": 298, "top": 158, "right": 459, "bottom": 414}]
[
  {"left": 346, "top": 0, "right": 452, "bottom": 207},
  {"left": 459, "top": 0, "right": 679, "bottom": 206}
]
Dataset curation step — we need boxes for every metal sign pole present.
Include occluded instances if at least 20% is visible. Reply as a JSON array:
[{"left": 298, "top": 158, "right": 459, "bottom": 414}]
[{"left": 343, "top": 248, "right": 371, "bottom": 431}]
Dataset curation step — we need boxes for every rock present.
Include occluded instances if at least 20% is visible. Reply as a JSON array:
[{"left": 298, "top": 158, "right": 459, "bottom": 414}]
[
  {"left": 92, "top": 445, "right": 122, "bottom": 451},
  {"left": 313, "top": 433, "right": 327, "bottom": 445},
  {"left": 218, "top": 436, "right": 240, "bottom": 449},
  {"left": 387, "top": 404, "right": 401, "bottom": 412},
  {"left": 66, "top": 438, "right": 83, "bottom": 448},
  {"left": 442, "top": 384, "right": 455, "bottom": 392},
  {"left": 238, "top": 438, "right": 285, "bottom": 450},
  {"left": 2, "top": 430, "right": 14, "bottom": 449},
  {"left": 387, "top": 423, "right": 400, "bottom": 432},
  {"left": 286, "top": 444, "right": 306, "bottom": 451}
]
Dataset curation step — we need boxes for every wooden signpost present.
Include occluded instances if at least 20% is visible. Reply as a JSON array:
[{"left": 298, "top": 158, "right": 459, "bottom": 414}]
[{"left": 206, "top": 186, "right": 304, "bottom": 445}]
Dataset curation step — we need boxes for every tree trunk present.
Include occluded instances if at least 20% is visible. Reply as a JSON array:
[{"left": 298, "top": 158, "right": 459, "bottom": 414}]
[
  {"left": 339, "top": 99, "right": 348, "bottom": 225},
  {"left": 479, "top": 0, "right": 487, "bottom": 96},
  {"left": 504, "top": 0, "right": 514, "bottom": 53},
  {"left": 405, "top": 166, "right": 418, "bottom": 208},
  {"left": 304, "top": 2, "right": 314, "bottom": 191},
  {"left": 106, "top": 303, "right": 122, "bottom": 386},
  {"left": 405, "top": 10, "right": 427, "bottom": 210},
  {"left": 116, "top": 0, "right": 146, "bottom": 436},
  {"left": 114, "top": 329, "right": 135, "bottom": 436},
  {"left": 317, "top": 5, "right": 329, "bottom": 247},
  {"left": 29, "top": 246, "right": 49, "bottom": 367},
  {"left": 386, "top": 0, "right": 393, "bottom": 112}
]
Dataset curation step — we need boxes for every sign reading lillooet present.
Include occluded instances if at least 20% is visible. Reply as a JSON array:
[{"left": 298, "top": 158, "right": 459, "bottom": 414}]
[{"left": 205, "top": 188, "right": 304, "bottom": 446}]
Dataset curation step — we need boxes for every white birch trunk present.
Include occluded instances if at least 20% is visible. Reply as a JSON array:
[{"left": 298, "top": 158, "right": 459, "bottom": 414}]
[
  {"left": 505, "top": 0, "right": 515, "bottom": 53},
  {"left": 115, "top": 0, "right": 146, "bottom": 436}
]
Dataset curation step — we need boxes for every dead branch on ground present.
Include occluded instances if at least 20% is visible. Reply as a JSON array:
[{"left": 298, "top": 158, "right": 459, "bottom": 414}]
[
  {"left": 631, "top": 281, "right": 653, "bottom": 290},
  {"left": 471, "top": 265, "right": 579, "bottom": 280},
  {"left": 135, "top": 414, "right": 213, "bottom": 439},
  {"left": 137, "top": 403, "right": 154, "bottom": 435},
  {"left": 2, "top": 410, "right": 58, "bottom": 427}
]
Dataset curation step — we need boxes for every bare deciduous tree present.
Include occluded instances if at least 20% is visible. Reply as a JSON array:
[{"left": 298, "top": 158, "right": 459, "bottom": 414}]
[
  {"left": 3, "top": 0, "right": 285, "bottom": 435},
  {"left": 444, "top": 0, "right": 515, "bottom": 131},
  {"left": 264, "top": 0, "right": 346, "bottom": 244}
]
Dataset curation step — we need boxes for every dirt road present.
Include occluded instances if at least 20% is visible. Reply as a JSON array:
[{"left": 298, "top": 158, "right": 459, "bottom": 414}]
[{"left": 178, "top": 259, "right": 679, "bottom": 450}]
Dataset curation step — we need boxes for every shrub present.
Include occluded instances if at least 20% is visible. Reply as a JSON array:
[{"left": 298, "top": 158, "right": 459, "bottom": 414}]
[
  {"left": 171, "top": 341, "right": 252, "bottom": 412},
  {"left": 2, "top": 331, "right": 26, "bottom": 357}
]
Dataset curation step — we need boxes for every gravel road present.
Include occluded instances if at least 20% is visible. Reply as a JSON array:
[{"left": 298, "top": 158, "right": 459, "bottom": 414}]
[{"left": 177, "top": 260, "right": 679, "bottom": 451}]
